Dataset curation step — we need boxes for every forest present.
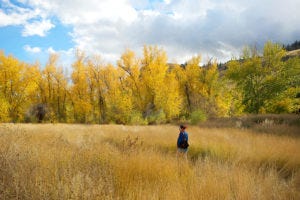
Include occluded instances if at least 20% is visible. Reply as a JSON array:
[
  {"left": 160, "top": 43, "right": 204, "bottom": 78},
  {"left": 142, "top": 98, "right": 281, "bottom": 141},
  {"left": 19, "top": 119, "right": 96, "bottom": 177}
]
[{"left": 0, "top": 41, "right": 299, "bottom": 124}]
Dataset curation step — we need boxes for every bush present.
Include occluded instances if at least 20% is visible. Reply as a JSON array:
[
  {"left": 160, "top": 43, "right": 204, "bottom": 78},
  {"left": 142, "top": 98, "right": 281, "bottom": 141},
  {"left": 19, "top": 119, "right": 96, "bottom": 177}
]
[
  {"left": 129, "top": 112, "right": 148, "bottom": 125},
  {"left": 147, "top": 110, "right": 166, "bottom": 124},
  {"left": 190, "top": 109, "right": 207, "bottom": 124},
  {"left": 267, "top": 99, "right": 294, "bottom": 113}
]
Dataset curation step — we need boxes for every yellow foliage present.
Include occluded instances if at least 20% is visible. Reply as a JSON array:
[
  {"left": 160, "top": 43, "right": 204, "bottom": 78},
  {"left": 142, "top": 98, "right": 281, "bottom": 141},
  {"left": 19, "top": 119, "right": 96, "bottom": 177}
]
[
  {"left": 159, "top": 72, "right": 182, "bottom": 119},
  {"left": 140, "top": 46, "right": 168, "bottom": 101},
  {"left": 0, "top": 52, "right": 40, "bottom": 121},
  {"left": 0, "top": 41, "right": 298, "bottom": 123},
  {"left": 0, "top": 96, "right": 10, "bottom": 121},
  {"left": 118, "top": 49, "right": 143, "bottom": 111},
  {"left": 186, "top": 55, "right": 202, "bottom": 93}
]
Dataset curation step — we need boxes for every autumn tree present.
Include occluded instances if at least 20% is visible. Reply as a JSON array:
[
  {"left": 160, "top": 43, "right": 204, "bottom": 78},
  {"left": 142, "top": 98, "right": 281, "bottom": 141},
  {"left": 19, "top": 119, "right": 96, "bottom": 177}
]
[
  {"left": 174, "top": 55, "right": 231, "bottom": 119},
  {"left": 1, "top": 40, "right": 298, "bottom": 123},
  {"left": 0, "top": 51, "right": 39, "bottom": 122},
  {"left": 226, "top": 42, "right": 298, "bottom": 113},
  {"left": 86, "top": 56, "right": 107, "bottom": 123},
  {"left": 102, "top": 65, "right": 133, "bottom": 124},
  {"left": 264, "top": 55, "right": 300, "bottom": 113},
  {"left": 118, "top": 49, "right": 143, "bottom": 112},
  {"left": 70, "top": 51, "right": 92, "bottom": 123},
  {"left": 199, "top": 61, "right": 231, "bottom": 117},
  {"left": 140, "top": 45, "right": 181, "bottom": 122},
  {"left": 37, "top": 54, "right": 68, "bottom": 122},
  {"left": 173, "top": 55, "right": 204, "bottom": 118}
]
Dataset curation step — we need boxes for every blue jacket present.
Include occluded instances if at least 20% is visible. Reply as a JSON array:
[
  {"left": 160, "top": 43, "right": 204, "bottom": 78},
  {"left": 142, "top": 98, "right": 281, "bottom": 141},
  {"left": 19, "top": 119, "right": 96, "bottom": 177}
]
[{"left": 177, "top": 131, "right": 188, "bottom": 148}]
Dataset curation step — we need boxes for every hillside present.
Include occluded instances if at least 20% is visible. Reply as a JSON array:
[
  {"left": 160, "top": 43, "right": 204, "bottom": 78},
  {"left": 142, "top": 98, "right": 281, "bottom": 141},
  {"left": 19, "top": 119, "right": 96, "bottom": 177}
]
[
  {"left": 217, "top": 48, "right": 300, "bottom": 72},
  {"left": 286, "top": 49, "right": 300, "bottom": 57}
]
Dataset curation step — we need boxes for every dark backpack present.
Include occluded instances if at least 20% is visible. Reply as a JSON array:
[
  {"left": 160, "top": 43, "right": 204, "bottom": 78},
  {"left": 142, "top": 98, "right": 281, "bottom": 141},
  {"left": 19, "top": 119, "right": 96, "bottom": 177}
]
[{"left": 180, "top": 134, "right": 189, "bottom": 149}]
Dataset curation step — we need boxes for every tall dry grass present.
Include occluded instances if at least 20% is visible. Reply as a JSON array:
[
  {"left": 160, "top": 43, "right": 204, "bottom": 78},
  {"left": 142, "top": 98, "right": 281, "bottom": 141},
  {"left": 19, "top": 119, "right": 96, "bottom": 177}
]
[{"left": 0, "top": 123, "right": 299, "bottom": 199}]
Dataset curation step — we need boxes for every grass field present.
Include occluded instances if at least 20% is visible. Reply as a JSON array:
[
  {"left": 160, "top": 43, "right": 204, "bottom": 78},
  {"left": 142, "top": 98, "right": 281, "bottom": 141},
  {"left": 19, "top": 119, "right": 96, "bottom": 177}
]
[{"left": 0, "top": 123, "right": 299, "bottom": 199}]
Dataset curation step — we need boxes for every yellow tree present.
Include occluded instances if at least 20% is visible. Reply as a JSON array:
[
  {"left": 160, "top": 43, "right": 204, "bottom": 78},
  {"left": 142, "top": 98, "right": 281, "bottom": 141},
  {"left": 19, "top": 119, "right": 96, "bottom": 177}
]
[
  {"left": 160, "top": 70, "right": 182, "bottom": 120},
  {"left": 185, "top": 56, "right": 203, "bottom": 111},
  {"left": 0, "top": 51, "right": 39, "bottom": 121},
  {"left": 0, "top": 51, "right": 10, "bottom": 121},
  {"left": 174, "top": 56, "right": 232, "bottom": 118},
  {"left": 118, "top": 49, "right": 143, "bottom": 112},
  {"left": 70, "top": 50, "right": 92, "bottom": 123},
  {"left": 200, "top": 61, "right": 231, "bottom": 117},
  {"left": 102, "top": 64, "right": 133, "bottom": 124},
  {"left": 140, "top": 46, "right": 168, "bottom": 120},
  {"left": 173, "top": 55, "right": 202, "bottom": 114},
  {"left": 37, "top": 54, "right": 69, "bottom": 121},
  {"left": 140, "top": 45, "right": 181, "bottom": 121},
  {"left": 86, "top": 56, "right": 107, "bottom": 123}
]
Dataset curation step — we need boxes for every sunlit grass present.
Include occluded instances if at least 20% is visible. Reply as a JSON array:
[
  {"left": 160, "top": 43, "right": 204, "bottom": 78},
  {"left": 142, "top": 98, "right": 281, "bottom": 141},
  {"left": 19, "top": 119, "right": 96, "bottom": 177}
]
[{"left": 0, "top": 123, "right": 299, "bottom": 199}]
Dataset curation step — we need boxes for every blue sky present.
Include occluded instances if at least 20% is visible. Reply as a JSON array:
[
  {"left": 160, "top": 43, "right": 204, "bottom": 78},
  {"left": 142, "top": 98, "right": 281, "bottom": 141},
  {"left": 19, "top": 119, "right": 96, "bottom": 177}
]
[
  {"left": 1, "top": 0, "right": 300, "bottom": 69},
  {"left": 1, "top": 23, "right": 73, "bottom": 64}
]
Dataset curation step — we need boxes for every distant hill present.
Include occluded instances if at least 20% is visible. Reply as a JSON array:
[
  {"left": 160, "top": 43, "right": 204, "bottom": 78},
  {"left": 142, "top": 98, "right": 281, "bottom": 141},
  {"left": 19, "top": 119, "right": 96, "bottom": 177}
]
[
  {"left": 217, "top": 48, "right": 300, "bottom": 72},
  {"left": 168, "top": 42, "right": 300, "bottom": 72}
]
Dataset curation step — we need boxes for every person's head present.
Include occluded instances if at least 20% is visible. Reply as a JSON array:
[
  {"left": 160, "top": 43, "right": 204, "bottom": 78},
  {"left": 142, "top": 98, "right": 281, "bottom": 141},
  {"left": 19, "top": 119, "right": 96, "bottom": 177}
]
[{"left": 179, "top": 125, "right": 186, "bottom": 132}]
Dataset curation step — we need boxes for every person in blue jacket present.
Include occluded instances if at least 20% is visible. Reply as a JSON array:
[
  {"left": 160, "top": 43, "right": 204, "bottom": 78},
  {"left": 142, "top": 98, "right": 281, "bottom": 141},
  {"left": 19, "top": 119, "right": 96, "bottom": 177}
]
[{"left": 177, "top": 125, "right": 189, "bottom": 158}]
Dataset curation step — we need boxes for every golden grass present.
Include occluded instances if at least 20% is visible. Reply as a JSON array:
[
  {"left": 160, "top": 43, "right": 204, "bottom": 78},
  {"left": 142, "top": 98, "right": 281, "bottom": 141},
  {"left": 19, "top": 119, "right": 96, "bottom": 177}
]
[{"left": 0, "top": 123, "right": 299, "bottom": 199}]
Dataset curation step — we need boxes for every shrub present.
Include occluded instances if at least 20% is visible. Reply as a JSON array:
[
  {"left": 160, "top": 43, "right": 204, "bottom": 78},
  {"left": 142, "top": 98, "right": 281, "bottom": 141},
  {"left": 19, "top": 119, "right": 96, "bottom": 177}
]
[
  {"left": 190, "top": 109, "right": 207, "bottom": 124},
  {"left": 129, "top": 112, "right": 148, "bottom": 125},
  {"left": 267, "top": 99, "right": 294, "bottom": 113},
  {"left": 147, "top": 110, "right": 166, "bottom": 124}
]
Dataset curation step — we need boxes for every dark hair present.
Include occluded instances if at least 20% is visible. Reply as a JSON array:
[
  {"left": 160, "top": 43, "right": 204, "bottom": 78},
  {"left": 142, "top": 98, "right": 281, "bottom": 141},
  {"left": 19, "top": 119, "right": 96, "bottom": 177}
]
[{"left": 180, "top": 125, "right": 186, "bottom": 129}]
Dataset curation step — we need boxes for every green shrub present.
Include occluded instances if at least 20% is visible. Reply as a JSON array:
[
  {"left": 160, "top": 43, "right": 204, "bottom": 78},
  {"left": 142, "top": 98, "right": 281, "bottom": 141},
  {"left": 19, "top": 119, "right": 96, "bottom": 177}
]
[
  {"left": 190, "top": 109, "right": 207, "bottom": 124},
  {"left": 147, "top": 110, "right": 166, "bottom": 124}
]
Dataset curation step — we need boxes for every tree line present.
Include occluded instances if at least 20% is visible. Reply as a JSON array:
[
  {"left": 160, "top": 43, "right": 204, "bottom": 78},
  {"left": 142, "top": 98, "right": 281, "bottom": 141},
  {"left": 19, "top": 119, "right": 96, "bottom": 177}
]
[
  {"left": 284, "top": 40, "right": 300, "bottom": 51},
  {"left": 0, "top": 42, "right": 299, "bottom": 124}
]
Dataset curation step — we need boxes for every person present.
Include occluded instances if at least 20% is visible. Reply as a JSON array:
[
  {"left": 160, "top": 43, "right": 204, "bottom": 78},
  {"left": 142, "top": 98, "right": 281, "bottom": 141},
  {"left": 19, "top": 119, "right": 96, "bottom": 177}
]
[{"left": 177, "top": 125, "right": 189, "bottom": 159}]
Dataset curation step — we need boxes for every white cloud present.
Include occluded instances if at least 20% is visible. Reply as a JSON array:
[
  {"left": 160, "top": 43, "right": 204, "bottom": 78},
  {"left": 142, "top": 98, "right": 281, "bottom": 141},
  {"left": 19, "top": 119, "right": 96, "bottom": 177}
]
[
  {"left": 24, "top": 45, "right": 41, "bottom": 53},
  {"left": 0, "top": 0, "right": 53, "bottom": 36},
  {"left": 169, "top": 0, "right": 216, "bottom": 19},
  {"left": 3, "top": 0, "right": 300, "bottom": 64},
  {"left": 0, "top": 10, "right": 26, "bottom": 26},
  {"left": 22, "top": 19, "right": 54, "bottom": 37},
  {"left": 57, "top": 0, "right": 300, "bottom": 63},
  {"left": 35, "top": 0, "right": 138, "bottom": 25},
  {"left": 0, "top": 3, "right": 40, "bottom": 27},
  {"left": 164, "top": 0, "right": 172, "bottom": 5},
  {"left": 47, "top": 47, "right": 56, "bottom": 54},
  {"left": 142, "top": 10, "right": 160, "bottom": 17}
]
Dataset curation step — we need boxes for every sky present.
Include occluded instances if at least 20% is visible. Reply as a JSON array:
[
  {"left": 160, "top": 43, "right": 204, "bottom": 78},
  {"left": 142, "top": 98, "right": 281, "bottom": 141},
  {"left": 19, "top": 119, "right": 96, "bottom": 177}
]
[{"left": 1, "top": 0, "right": 300, "bottom": 69}]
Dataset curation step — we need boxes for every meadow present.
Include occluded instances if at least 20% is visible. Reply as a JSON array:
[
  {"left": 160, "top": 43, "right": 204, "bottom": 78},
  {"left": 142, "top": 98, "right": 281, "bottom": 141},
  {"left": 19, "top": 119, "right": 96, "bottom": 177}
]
[{"left": 0, "top": 122, "right": 299, "bottom": 200}]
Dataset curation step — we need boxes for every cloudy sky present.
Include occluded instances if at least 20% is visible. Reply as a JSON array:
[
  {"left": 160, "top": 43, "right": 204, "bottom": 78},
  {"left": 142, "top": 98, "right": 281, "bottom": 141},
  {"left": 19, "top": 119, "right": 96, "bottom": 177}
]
[{"left": 1, "top": 0, "right": 300, "bottom": 68}]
